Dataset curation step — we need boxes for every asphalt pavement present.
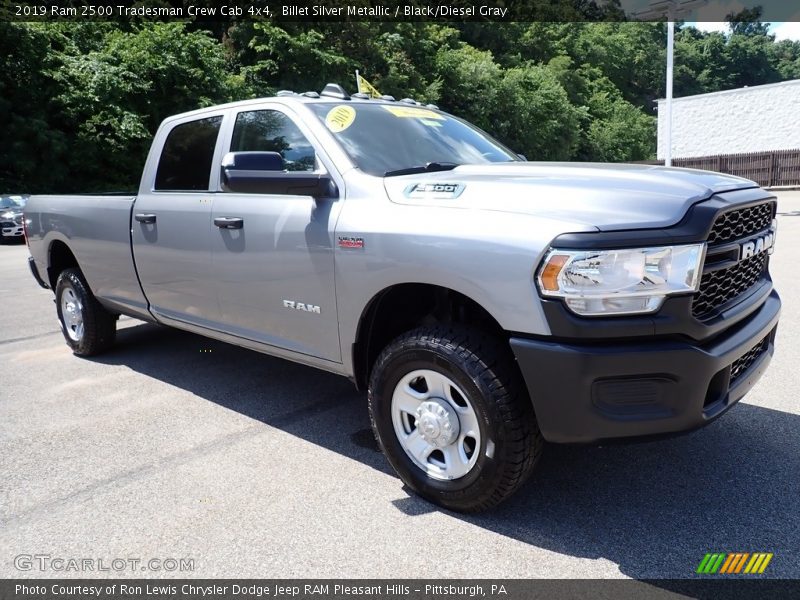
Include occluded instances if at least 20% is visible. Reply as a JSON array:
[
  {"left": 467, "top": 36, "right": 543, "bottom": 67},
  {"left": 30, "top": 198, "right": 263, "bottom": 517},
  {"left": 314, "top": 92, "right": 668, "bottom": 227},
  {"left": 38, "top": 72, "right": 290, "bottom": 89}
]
[{"left": 1, "top": 191, "right": 799, "bottom": 580}]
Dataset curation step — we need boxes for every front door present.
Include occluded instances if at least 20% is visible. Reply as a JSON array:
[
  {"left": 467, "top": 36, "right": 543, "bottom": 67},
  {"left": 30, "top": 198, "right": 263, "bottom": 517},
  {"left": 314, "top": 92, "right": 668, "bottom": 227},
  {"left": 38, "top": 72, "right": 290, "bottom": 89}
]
[{"left": 210, "top": 107, "right": 341, "bottom": 362}]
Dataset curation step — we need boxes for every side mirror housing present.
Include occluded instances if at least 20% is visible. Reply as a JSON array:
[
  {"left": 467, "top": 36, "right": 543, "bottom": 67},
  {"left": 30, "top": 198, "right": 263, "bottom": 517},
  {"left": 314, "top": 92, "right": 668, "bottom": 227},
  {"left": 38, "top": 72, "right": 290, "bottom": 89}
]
[
  {"left": 221, "top": 151, "right": 337, "bottom": 198},
  {"left": 225, "top": 151, "right": 285, "bottom": 171}
]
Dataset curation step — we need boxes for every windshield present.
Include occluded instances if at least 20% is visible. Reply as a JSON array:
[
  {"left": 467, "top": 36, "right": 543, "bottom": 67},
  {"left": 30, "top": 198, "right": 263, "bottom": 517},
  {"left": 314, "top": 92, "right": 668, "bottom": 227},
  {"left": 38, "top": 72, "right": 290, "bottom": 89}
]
[
  {"left": 0, "top": 196, "right": 25, "bottom": 210},
  {"left": 308, "top": 103, "right": 518, "bottom": 176}
]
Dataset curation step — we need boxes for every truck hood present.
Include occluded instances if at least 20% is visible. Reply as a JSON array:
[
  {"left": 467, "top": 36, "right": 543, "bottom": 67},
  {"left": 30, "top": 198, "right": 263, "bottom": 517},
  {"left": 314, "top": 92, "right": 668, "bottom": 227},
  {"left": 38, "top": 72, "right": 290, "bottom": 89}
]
[{"left": 383, "top": 162, "right": 758, "bottom": 231}]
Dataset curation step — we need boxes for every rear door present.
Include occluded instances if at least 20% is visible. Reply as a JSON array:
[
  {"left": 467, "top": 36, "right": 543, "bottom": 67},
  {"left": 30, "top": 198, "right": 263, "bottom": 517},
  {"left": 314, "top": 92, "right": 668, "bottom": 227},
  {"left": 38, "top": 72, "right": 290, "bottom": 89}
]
[
  {"left": 132, "top": 113, "right": 224, "bottom": 327},
  {"left": 210, "top": 105, "right": 343, "bottom": 361}
]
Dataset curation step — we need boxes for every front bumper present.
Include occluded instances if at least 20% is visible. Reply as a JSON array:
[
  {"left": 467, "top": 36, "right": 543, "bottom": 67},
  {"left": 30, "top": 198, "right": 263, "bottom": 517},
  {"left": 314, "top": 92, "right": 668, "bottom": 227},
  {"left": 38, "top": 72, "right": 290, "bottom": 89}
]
[
  {"left": 1, "top": 224, "right": 23, "bottom": 239},
  {"left": 511, "top": 290, "right": 780, "bottom": 443}
]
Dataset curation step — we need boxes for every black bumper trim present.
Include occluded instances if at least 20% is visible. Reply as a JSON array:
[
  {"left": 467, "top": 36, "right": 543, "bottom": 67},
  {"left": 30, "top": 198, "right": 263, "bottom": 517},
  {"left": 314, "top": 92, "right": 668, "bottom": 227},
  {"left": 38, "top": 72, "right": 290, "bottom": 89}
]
[{"left": 511, "top": 290, "right": 780, "bottom": 443}]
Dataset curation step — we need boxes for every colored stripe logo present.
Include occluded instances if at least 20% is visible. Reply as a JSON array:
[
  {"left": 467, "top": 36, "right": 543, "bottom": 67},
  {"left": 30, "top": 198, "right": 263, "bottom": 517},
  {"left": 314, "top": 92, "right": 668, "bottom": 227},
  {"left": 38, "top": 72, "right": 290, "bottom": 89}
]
[{"left": 697, "top": 552, "right": 773, "bottom": 574}]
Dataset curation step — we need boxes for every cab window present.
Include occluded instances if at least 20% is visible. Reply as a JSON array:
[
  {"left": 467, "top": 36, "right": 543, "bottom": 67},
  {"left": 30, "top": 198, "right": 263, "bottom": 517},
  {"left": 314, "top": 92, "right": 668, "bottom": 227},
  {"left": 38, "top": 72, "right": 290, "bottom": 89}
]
[
  {"left": 231, "top": 110, "right": 317, "bottom": 172},
  {"left": 154, "top": 116, "right": 222, "bottom": 191}
]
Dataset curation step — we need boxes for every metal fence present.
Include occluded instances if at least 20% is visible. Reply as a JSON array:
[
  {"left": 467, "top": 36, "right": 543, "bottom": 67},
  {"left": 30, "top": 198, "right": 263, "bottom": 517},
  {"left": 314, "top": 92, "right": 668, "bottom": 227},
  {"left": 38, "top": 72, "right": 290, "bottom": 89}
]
[{"left": 639, "top": 149, "right": 800, "bottom": 188}]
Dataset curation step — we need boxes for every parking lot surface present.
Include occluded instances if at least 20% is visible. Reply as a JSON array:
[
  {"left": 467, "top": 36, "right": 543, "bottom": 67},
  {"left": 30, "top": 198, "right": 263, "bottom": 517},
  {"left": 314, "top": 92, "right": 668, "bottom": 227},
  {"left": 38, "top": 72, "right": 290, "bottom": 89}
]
[{"left": 1, "top": 192, "right": 799, "bottom": 580}]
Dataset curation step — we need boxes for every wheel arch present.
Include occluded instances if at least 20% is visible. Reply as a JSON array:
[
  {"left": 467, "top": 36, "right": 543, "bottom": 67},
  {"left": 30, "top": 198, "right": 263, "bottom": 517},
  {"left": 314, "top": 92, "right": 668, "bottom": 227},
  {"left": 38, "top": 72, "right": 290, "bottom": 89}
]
[
  {"left": 47, "top": 239, "right": 80, "bottom": 290},
  {"left": 351, "top": 283, "right": 509, "bottom": 391}
]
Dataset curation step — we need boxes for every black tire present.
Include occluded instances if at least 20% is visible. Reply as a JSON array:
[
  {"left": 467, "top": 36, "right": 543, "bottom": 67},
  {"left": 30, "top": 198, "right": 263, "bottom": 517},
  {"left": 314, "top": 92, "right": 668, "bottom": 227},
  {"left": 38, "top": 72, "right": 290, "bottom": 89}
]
[
  {"left": 55, "top": 268, "right": 116, "bottom": 356},
  {"left": 368, "top": 326, "right": 543, "bottom": 512}
]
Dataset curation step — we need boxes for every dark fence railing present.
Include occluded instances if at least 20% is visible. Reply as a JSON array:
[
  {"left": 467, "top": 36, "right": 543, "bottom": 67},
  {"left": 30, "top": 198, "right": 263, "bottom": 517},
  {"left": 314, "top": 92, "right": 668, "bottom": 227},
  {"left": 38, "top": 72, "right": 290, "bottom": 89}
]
[{"left": 637, "top": 149, "right": 800, "bottom": 187}]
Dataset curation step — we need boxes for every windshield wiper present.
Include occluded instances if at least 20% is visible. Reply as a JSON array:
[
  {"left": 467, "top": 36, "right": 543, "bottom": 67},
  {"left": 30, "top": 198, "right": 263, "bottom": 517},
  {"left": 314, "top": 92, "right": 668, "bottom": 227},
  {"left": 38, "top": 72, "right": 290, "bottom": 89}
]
[{"left": 384, "top": 162, "right": 460, "bottom": 177}]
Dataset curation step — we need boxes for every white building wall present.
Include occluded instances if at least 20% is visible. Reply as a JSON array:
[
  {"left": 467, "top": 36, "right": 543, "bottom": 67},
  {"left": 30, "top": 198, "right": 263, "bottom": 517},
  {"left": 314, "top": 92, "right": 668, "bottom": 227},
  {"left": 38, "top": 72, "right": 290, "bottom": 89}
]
[{"left": 657, "top": 79, "right": 800, "bottom": 159}]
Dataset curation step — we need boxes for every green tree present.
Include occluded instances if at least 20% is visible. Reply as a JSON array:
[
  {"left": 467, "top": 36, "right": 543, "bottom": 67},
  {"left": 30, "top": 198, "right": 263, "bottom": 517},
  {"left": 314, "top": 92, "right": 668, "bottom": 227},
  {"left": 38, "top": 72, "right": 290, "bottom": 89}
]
[
  {"left": 434, "top": 44, "right": 504, "bottom": 127},
  {"left": 2, "top": 22, "right": 246, "bottom": 192},
  {"left": 243, "top": 23, "right": 350, "bottom": 93},
  {"left": 495, "top": 65, "right": 582, "bottom": 160},
  {"left": 0, "top": 23, "right": 71, "bottom": 192},
  {"left": 727, "top": 7, "right": 771, "bottom": 37},
  {"left": 6, "top": 18, "right": 800, "bottom": 192}
]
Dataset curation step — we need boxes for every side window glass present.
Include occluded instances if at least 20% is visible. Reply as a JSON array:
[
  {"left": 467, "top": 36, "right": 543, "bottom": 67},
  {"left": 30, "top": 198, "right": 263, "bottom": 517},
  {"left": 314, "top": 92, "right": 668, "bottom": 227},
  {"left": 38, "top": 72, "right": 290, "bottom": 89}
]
[
  {"left": 231, "top": 110, "right": 317, "bottom": 172},
  {"left": 155, "top": 116, "right": 222, "bottom": 191}
]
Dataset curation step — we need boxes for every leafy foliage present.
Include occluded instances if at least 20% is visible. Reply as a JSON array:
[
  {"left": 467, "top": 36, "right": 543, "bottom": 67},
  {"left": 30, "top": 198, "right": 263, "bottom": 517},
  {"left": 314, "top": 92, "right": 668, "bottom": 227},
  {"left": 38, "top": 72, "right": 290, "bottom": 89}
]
[{"left": 3, "top": 18, "right": 799, "bottom": 193}]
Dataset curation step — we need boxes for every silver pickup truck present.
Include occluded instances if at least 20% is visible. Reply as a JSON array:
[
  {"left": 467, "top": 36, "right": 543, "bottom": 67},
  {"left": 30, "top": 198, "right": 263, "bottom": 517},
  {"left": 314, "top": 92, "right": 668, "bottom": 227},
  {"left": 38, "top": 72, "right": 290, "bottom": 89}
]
[{"left": 25, "top": 84, "right": 781, "bottom": 511}]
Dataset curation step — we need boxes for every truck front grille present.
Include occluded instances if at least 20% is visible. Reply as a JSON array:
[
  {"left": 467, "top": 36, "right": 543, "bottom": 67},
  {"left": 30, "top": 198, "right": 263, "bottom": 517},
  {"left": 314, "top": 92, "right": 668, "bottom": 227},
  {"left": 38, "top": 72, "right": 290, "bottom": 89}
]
[
  {"left": 707, "top": 202, "right": 774, "bottom": 245},
  {"left": 692, "top": 252, "right": 767, "bottom": 318},
  {"left": 730, "top": 335, "right": 770, "bottom": 384},
  {"left": 692, "top": 201, "right": 775, "bottom": 320}
]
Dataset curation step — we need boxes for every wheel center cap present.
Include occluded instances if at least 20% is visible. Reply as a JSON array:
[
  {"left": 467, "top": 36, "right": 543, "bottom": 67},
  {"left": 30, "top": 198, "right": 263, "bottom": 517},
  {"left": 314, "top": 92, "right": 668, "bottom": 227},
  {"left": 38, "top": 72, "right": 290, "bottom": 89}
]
[{"left": 415, "top": 400, "right": 459, "bottom": 447}]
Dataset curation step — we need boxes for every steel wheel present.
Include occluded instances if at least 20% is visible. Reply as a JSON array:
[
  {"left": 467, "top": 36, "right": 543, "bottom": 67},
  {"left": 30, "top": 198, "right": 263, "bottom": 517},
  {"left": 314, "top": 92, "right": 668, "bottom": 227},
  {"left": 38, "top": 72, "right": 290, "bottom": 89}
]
[
  {"left": 55, "top": 268, "right": 116, "bottom": 356},
  {"left": 391, "top": 369, "right": 482, "bottom": 481},
  {"left": 60, "top": 285, "right": 84, "bottom": 342},
  {"left": 370, "top": 326, "right": 543, "bottom": 511}
]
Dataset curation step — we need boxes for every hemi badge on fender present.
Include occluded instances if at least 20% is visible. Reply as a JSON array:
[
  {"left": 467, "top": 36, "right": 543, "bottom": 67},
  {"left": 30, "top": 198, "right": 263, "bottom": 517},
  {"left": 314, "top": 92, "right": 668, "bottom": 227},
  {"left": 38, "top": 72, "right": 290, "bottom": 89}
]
[{"left": 338, "top": 236, "right": 364, "bottom": 249}]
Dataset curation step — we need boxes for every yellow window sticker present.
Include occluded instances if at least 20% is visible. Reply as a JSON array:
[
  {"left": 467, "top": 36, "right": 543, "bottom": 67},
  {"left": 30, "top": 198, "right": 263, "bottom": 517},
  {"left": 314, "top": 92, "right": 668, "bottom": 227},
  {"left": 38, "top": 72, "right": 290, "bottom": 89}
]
[
  {"left": 382, "top": 106, "right": 445, "bottom": 120},
  {"left": 325, "top": 105, "right": 356, "bottom": 132}
]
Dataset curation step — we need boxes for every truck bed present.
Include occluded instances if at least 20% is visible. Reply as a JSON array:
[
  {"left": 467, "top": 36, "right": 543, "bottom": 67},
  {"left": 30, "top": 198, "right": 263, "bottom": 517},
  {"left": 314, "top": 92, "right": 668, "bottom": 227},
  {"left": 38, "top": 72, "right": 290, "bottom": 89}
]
[{"left": 25, "top": 194, "right": 150, "bottom": 317}]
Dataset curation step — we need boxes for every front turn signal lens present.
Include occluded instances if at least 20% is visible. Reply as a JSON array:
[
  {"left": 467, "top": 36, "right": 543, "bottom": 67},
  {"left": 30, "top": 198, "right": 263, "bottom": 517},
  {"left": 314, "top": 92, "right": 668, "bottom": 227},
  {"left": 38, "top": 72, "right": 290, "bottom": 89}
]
[{"left": 539, "top": 254, "right": 569, "bottom": 291}]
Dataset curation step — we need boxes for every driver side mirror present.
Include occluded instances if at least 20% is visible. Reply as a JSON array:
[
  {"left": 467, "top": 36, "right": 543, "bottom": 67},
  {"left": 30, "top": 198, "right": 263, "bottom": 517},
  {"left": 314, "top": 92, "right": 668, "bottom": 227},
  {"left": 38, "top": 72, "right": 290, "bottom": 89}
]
[
  {"left": 221, "top": 151, "right": 337, "bottom": 198},
  {"left": 225, "top": 150, "right": 285, "bottom": 172}
]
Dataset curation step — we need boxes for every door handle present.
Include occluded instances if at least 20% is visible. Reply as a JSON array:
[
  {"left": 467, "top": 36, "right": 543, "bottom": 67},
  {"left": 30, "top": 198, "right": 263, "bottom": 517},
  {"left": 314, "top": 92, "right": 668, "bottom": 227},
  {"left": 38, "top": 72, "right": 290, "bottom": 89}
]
[
  {"left": 214, "top": 217, "right": 244, "bottom": 229},
  {"left": 134, "top": 213, "right": 157, "bottom": 224}
]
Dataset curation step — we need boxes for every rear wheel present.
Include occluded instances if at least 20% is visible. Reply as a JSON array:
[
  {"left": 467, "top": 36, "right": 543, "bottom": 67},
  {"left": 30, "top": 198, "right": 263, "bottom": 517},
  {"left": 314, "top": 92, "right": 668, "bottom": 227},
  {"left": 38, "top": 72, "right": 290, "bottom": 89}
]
[
  {"left": 55, "top": 268, "right": 116, "bottom": 356},
  {"left": 368, "top": 326, "right": 543, "bottom": 512}
]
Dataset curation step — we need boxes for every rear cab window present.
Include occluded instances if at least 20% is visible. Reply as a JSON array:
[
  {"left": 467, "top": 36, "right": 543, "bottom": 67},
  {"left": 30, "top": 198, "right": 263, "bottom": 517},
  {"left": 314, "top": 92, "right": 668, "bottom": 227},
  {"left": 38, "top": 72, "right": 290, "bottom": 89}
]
[{"left": 154, "top": 116, "right": 223, "bottom": 191}]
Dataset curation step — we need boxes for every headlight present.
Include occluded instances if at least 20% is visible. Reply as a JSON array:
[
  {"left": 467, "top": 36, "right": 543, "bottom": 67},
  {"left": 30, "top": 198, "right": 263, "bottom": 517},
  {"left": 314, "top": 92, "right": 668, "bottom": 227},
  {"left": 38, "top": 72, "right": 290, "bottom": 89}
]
[{"left": 537, "top": 243, "right": 706, "bottom": 316}]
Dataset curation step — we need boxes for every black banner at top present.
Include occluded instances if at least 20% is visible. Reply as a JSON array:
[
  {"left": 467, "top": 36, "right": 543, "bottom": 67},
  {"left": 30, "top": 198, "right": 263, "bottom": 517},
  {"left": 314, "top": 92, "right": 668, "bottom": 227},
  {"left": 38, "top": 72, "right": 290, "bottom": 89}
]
[{"left": 2, "top": 0, "right": 800, "bottom": 23}]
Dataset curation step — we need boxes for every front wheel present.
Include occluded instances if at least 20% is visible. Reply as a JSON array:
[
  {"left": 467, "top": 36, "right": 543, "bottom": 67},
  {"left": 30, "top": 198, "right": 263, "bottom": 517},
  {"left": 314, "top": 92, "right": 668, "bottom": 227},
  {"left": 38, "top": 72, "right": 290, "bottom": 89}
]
[
  {"left": 368, "top": 326, "right": 543, "bottom": 512},
  {"left": 55, "top": 268, "right": 116, "bottom": 356}
]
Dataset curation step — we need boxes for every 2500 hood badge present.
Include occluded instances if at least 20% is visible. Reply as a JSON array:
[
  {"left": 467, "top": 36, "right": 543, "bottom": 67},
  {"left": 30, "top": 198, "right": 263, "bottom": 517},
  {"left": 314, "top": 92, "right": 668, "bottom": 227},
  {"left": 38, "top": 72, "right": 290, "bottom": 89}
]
[{"left": 404, "top": 183, "right": 465, "bottom": 199}]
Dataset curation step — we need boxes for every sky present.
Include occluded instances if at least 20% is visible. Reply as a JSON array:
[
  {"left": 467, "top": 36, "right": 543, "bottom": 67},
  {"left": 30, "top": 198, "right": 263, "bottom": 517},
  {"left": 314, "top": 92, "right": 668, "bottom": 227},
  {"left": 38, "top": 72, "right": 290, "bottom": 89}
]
[{"left": 692, "top": 21, "right": 800, "bottom": 41}]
